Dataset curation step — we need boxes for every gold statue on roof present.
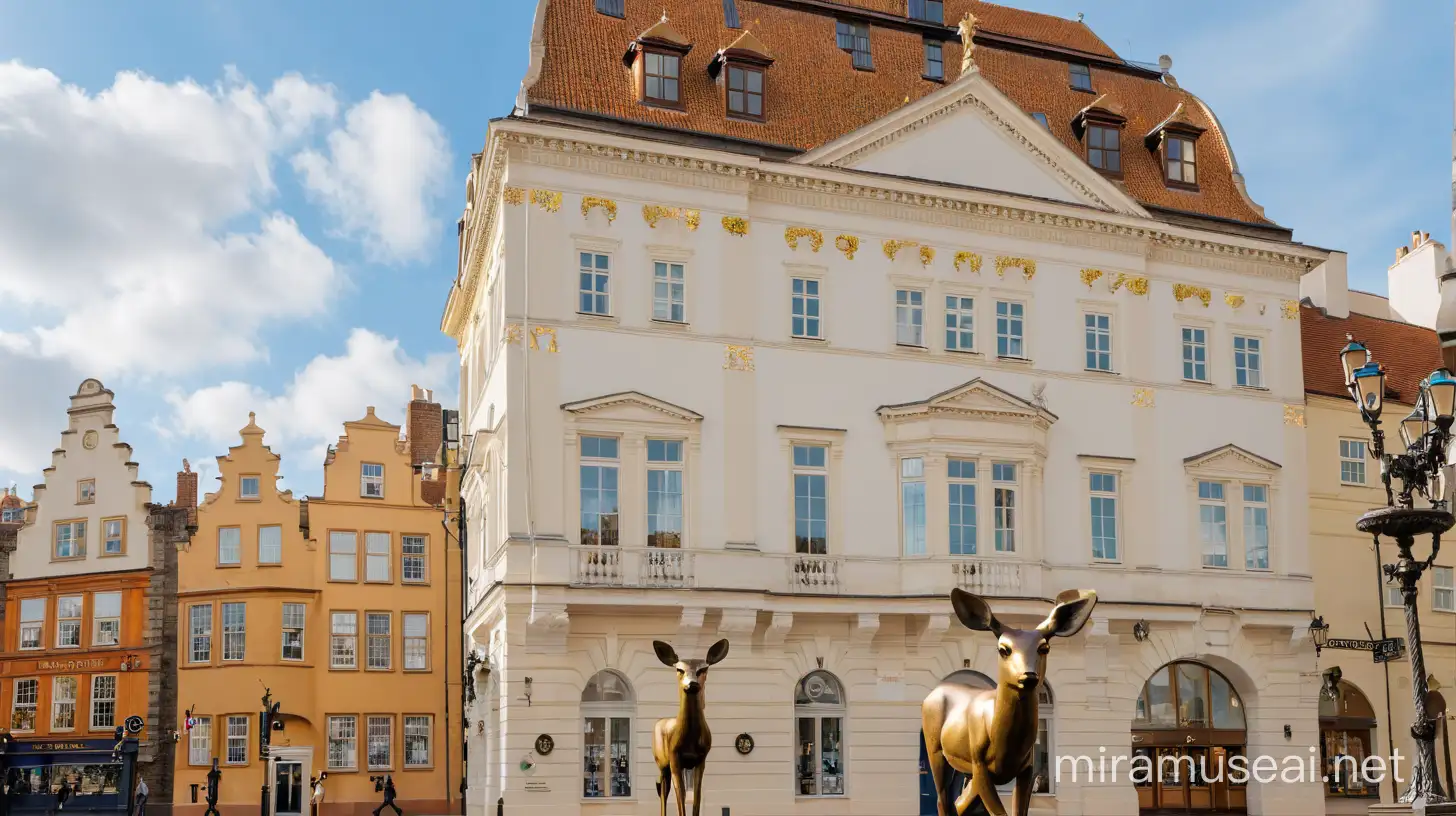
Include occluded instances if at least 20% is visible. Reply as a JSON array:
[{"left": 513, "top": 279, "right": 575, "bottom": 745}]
[{"left": 958, "top": 12, "right": 978, "bottom": 73}]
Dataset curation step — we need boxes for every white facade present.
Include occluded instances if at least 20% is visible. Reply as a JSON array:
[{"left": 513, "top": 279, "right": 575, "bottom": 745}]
[
  {"left": 445, "top": 69, "right": 1332, "bottom": 816},
  {"left": 11, "top": 379, "right": 153, "bottom": 580}
]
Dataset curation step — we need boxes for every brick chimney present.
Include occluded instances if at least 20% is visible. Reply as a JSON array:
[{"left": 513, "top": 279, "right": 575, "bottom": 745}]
[
  {"left": 175, "top": 459, "right": 198, "bottom": 522},
  {"left": 405, "top": 385, "right": 443, "bottom": 468}
]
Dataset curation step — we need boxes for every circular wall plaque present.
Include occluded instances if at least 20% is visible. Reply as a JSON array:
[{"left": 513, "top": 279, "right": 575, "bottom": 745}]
[
  {"left": 734, "top": 734, "right": 754, "bottom": 755},
  {"left": 82, "top": 430, "right": 98, "bottom": 450},
  {"left": 534, "top": 734, "right": 554, "bottom": 755},
  {"left": 125, "top": 715, "right": 145, "bottom": 734}
]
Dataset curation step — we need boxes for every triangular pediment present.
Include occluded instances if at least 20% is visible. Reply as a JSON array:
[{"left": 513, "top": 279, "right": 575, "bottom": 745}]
[
  {"left": 878, "top": 379, "right": 1056, "bottom": 424},
  {"left": 794, "top": 68, "right": 1145, "bottom": 217},
  {"left": 1183, "top": 444, "right": 1281, "bottom": 475},
  {"left": 562, "top": 391, "right": 702, "bottom": 423}
]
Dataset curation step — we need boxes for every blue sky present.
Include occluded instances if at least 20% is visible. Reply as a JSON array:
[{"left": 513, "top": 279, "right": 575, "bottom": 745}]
[{"left": 0, "top": 0, "right": 1449, "bottom": 502}]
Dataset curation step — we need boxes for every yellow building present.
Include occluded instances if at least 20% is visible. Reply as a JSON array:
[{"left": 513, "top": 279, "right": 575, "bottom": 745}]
[
  {"left": 1302, "top": 303, "right": 1456, "bottom": 807},
  {"left": 173, "top": 390, "right": 460, "bottom": 816}
]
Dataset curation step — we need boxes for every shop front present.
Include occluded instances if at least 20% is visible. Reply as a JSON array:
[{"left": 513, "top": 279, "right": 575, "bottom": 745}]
[
  {"left": 1, "top": 737, "right": 137, "bottom": 815},
  {"left": 1318, "top": 680, "right": 1379, "bottom": 800},
  {"left": 1132, "top": 661, "right": 1248, "bottom": 813}
]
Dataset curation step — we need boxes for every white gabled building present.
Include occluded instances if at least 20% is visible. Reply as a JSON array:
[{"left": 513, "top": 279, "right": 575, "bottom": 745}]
[{"left": 443, "top": 2, "right": 1335, "bottom": 814}]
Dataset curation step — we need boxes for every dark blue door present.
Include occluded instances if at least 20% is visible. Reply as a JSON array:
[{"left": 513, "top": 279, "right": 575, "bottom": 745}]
[{"left": 919, "top": 733, "right": 938, "bottom": 816}]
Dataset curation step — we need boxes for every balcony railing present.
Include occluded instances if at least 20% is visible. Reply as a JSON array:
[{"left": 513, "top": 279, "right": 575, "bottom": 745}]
[
  {"left": 573, "top": 546, "right": 624, "bottom": 586},
  {"left": 642, "top": 548, "right": 694, "bottom": 588},
  {"left": 789, "top": 555, "right": 843, "bottom": 594},
  {"left": 952, "top": 558, "right": 1024, "bottom": 596}
]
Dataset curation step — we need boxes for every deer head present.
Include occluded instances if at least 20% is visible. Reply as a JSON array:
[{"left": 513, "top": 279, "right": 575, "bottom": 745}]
[
  {"left": 951, "top": 587, "right": 1097, "bottom": 691},
  {"left": 654, "top": 639, "right": 729, "bottom": 697}
]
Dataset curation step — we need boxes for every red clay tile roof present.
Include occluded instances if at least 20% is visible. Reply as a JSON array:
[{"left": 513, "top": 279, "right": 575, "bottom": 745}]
[
  {"left": 526, "top": 0, "right": 1273, "bottom": 227},
  {"left": 1301, "top": 305, "right": 1444, "bottom": 405}
]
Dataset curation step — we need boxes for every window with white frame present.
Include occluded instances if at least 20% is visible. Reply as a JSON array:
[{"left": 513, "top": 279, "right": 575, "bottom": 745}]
[
  {"left": 240, "top": 476, "right": 260, "bottom": 500},
  {"left": 90, "top": 675, "right": 116, "bottom": 731},
  {"left": 901, "top": 457, "right": 926, "bottom": 556},
  {"left": 652, "top": 261, "right": 686, "bottom": 323},
  {"left": 795, "top": 671, "right": 845, "bottom": 796},
  {"left": 1182, "top": 327, "right": 1208, "bottom": 382},
  {"left": 1435, "top": 566, "right": 1454, "bottom": 612},
  {"left": 19, "top": 598, "right": 44, "bottom": 650},
  {"left": 405, "top": 716, "right": 432, "bottom": 767},
  {"left": 1198, "top": 481, "right": 1228, "bottom": 567},
  {"left": 582, "top": 671, "right": 634, "bottom": 798},
  {"left": 1386, "top": 581, "right": 1404, "bottom": 608},
  {"left": 93, "top": 591, "right": 121, "bottom": 647},
  {"left": 365, "top": 532, "right": 391, "bottom": 582},
  {"left": 282, "top": 603, "right": 305, "bottom": 661},
  {"left": 793, "top": 445, "right": 828, "bottom": 554},
  {"left": 218, "top": 527, "right": 241, "bottom": 565},
  {"left": 948, "top": 459, "right": 977, "bottom": 555},
  {"left": 331, "top": 612, "right": 358, "bottom": 669},
  {"left": 647, "top": 440, "right": 684, "bottom": 548},
  {"left": 996, "top": 301, "right": 1025, "bottom": 358},
  {"left": 226, "top": 716, "right": 249, "bottom": 764},
  {"left": 367, "top": 612, "right": 391, "bottom": 670},
  {"left": 330, "top": 531, "right": 358, "bottom": 581},
  {"left": 221, "top": 602, "right": 246, "bottom": 661},
  {"left": 1233, "top": 336, "right": 1263, "bottom": 388},
  {"left": 189, "top": 716, "right": 212, "bottom": 765},
  {"left": 580, "top": 436, "right": 621, "bottom": 546},
  {"left": 402, "top": 535, "right": 427, "bottom": 583},
  {"left": 896, "top": 289, "right": 925, "bottom": 347},
  {"left": 329, "top": 716, "right": 358, "bottom": 770},
  {"left": 791, "top": 278, "right": 823, "bottom": 339},
  {"left": 1243, "top": 485, "right": 1270, "bottom": 569},
  {"left": 1089, "top": 472, "right": 1118, "bottom": 561},
  {"left": 1340, "top": 439, "right": 1367, "bottom": 485},
  {"left": 11, "top": 679, "right": 37, "bottom": 731},
  {"left": 368, "top": 716, "right": 393, "bottom": 770},
  {"left": 361, "top": 463, "right": 385, "bottom": 498},
  {"left": 579, "top": 252, "right": 611, "bottom": 316},
  {"left": 993, "top": 463, "right": 1017, "bottom": 552},
  {"left": 51, "top": 676, "right": 77, "bottom": 731},
  {"left": 103, "top": 518, "right": 124, "bottom": 555},
  {"left": 258, "top": 525, "right": 282, "bottom": 564},
  {"left": 189, "top": 605, "right": 212, "bottom": 663},
  {"left": 1084, "top": 313, "right": 1112, "bottom": 372},
  {"left": 404, "top": 613, "right": 429, "bottom": 670},
  {"left": 945, "top": 295, "right": 974, "bottom": 352},
  {"left": 54, "top": 520, "right": 86, "bottom": 559},
  {"left": 56, "top": 595, "right": 82, "bottom": 648}
]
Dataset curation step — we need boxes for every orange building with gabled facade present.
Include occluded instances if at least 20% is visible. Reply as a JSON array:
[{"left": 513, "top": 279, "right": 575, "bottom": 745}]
[{"left": 173, "top": 389, "right": 460, "bottom": 816}]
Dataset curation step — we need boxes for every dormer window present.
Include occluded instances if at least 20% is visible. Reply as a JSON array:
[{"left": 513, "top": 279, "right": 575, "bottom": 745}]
[
  {"left": 1145, "top": 103, "right": 1206, "bottom": 190},
  {"left": 836, "top": 21, "right": 873, "bottom": 70},
  {"left": 909, "top": 0, "right": 944, "bottom": 24},
  {"left": 727, "top": 66, "right": 763, "bottom": 118},
  {"left": 624, "top": 14, "right": 693, "bottom": 110},
  {"left": 1071, "top": 95, "right": 1126, "bottom": 178},
  {"left": 1166, "top": 135, "right": 1196, "bottom": 185},
  {"left": 710, "top": 31, "right": 774, "bottom": 122},
  {"left": 923, "top": 40, "right": 944, "bottom": 81},
  {"left": 723, "top": 0, "right": 741, "bottom": 28},
  {"left": 1070, "top": 63, "right": 1093, "bottom": 91}
]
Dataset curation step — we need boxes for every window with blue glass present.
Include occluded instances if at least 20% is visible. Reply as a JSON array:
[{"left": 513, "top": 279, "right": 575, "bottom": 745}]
[
  {"left": 1233, "top": 335, "right": 1262, "bottom": 388},
  {"left": 1182, "top": 327, "right": 1208, "bottom": 381},
  {"left": 1198, "top": 480, "right": 1227, "bottom": 567},
  {"left": 793, "top": 445, "right": 828, "bottom": 554},
  {"left": 594, "top": 0, "right": 624, "bottom": 18},
  {"left": 647, "top": 440, "right": 684, "bottom": 548},
  {"left": 1084, "top": 313, "right": 1112, "bottom": 371},
  {"left": 1089, "top": 472, "right": 1118, "bottom": 561},
  {"left": 945, "top": 295, "right": 974, "bottom": 352},
  {"left": 909, "top": 0, "right": 943, "bottom": 23},
  {"left": 652, "top": 262, "right": 685, "bottom": 323},
  {"left": 1031, "top": 112, "right": 1051, "bottom": 129},
  {"left": 836, "top": 21, "right": 872, "bottom": 70},
  {"left": 996, "top": 301, "right": 1025, "bottom": 358},
  {"left": 1242, "top": 484, "right": 1269, "bottom": 570},
  {"left": 923, "top": 40, "right": 944, "bottom": 80},
  {"left": 901, "top": 458, "right": 926, "bottom": 556},
  {"left": 1069, "top": 63, "right": 1092, "bottom": 91},
  {"left": 993, "top": 463, "right": 1017, "bottom": 552},
  {"left": 579, "top": 253, "right": 611, "bottom": 316},
  {"left": 1339, "top": 439, "right": 1367, "bottom": 485},
  {"left": 722, "top": 0, "right": 741, "bottom": 28},
  {"left": 896, "top": 289, "right": 925, "bottom": 347},
  {"left": 948, "top": 459, "right": 977, "bottom": 555},
  {"left": 580, "top": 436, "right": 620, "bottom": 546},
  {"left": 791, "top": 278, "right": 822, "bottom": 339}
]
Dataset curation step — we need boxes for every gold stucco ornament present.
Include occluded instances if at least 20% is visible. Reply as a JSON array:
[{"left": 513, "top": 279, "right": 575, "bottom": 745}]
[
  {"left": 883, "top": 239, "right": 917, "bottom": 261},
  {"left": 1173, "top": 283, "right": 1212, "bottom": 307},
  {"left": 1281, "top": 300, "right": 1300, "bottom": 320},
  {"left": 530, "top": 189, "right": 562, "bottom": 212},
  {"left": 785, "top": 227, "right": 824, "bottom": 252},
  {"left": 1225, "top": 293, "right": 1245, "bottom": 309},
  {"left": 835, "top": 234, "right": 860, "bottom": 259},
  {"left": 502, "top": 187, "right": 525, "bottom": 206},
  {"left": 919, "top": 246, "right": 936, "bottom": 267},
  {"left": 995, "top": 256, "right": 1036, "bottom": 280},
  {"left": 723, "top": 345, "right": 754, "bottom": 371},
  {"left": 954, "top": 251, "right": 982, "bottom": 274},
  {"left": 721, "top": 216, "right": 749, "bottom": 236},
  {"left": 1079, "top": 268, "right": 1103, "bottom": 288},
  {"left": 1131, "top": 388, "right": 1155, "bottom": 408},
  {"left": 580, "top": 196, "right": 617, "bottom": 223}
]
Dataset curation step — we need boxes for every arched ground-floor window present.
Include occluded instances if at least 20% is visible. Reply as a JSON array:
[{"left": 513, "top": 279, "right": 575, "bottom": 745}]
[
  {"left": 581, "top": 670, "right": 634, "bottom": 799},
  {"left": 1319, "top": 678, "right": 1378, "bottom": 799},
  {"left": 795, "top": 670, "right": 845, "bottom": 797},
  {"left": 1131, "top": 660, "right": 1247, "bottom": 813}
]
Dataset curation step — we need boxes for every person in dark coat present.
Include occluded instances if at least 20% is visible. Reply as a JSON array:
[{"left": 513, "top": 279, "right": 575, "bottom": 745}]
[
  {"left": 371, "top": 775, "right": 401, "bottom": 816},
  {"left": 203, "top": 760, "right": 221, "bottom": 816}
]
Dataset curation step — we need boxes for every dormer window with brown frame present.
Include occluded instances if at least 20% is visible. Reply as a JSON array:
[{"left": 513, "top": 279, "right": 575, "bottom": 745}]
[
  {"left": 1070, "top": 95, "right": 1127, "bottom": 179},
  {"left": 623, "top": 14, "right": 693, "bottom": 110},
  {"left": 1145, "top": 103, "right": 1207, "bottom": 191},
  {"left": 709, "top": 31, "right": 774, "bottom": 122}
]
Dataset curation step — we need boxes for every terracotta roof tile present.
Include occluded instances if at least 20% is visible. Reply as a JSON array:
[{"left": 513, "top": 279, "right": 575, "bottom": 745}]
[
  {"left": 528, "top": 0, "right": 1272, "bottom": 227},
  {"left": 1301, "top": 305, "right": 1444, "bottom": 405}
]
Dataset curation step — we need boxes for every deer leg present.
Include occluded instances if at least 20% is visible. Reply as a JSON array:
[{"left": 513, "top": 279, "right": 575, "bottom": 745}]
[
  {"left": 1011, "top": 764, "right": 1034, "bottom": 816},
  {"left": 690, "top": 764, "right": 705, "bottom": 816},
  {"left": 925, "top": 746, "right": 951, "bottom": 816},
  {"left": 957, "top": 765, "right": 1008, "bottom": 816},
  {"left": 671, "top": 762, "right": 688, "bottom": 816},
  {"left": 657, "top": 766, "right": 671, "bottom": 816}
]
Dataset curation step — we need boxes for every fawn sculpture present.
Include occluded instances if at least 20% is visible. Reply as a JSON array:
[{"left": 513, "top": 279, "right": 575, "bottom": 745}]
[
  {"left": 652, "top": 638, "right": 729, "bottom": 816},
  {"left": 923, "top": 588, "right": 1097, "bottom": 816}
]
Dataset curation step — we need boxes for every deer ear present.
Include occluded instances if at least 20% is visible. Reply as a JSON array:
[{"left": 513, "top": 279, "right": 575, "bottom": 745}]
[
  {"left": 653, "top": 641, "right": 679, "bottom": 666},
  {"left": 1038, "top": 589, "right": 1097, "bottom": 638},
  {"left": 950, "top": 588, "right": 1001, "bottom": 634},
  {"left": 705, "top": 639, "right": 729, "bottom": 665}
]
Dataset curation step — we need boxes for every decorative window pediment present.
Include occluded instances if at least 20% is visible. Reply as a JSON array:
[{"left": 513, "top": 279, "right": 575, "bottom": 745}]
[
  {"left": 562, "top": 392, "right": 703, "bottom": 425},
  {"left": 623, "top": 15, "right": 693, "bottom": 109},
  {"left": 1182, "top": 444, "right": 1280, "bottom": 479},
  {"left": 1069, "top": 94, "right": 1126, "bottom": 140},
  {"left": 877, "top": 378, "right": 1056, "bottom": 427},
  {"left": 1145, "top": 102, "right": 1205, "bottom": 188}
]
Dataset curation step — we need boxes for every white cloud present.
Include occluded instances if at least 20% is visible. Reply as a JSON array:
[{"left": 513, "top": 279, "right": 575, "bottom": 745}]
[
  {"left": 163, "top": 328, "right": 454, "bottom": 469},
  {"left": 293, "top": 91, "right": 451, "bottom": 262},
  {"left": 0, "top": 62, "right": 343, "bottom": 375}
]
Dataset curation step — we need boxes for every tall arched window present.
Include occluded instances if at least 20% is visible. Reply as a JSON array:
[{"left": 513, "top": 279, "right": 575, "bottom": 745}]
[
  {"left": 795, "top": 670, "right": 845, "bottom": 796},
  {"left": 582, "top": 670, "right": 634, "bottom": 799}
]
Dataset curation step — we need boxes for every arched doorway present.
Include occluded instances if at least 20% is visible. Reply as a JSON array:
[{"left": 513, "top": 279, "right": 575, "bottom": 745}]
[
  {"left": 1319, "top": 678, "right": 1378, "bottom": 800},
  {"left": 918, "top": 671, "right": 1053, "bottom": 816},
  {"left": 1132, "top": 661, "right": 1247, "bottom": 813}
]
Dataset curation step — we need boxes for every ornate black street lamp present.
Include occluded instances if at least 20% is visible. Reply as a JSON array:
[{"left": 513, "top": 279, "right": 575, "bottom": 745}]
[
  {"left": 1309, "top": 615, "right": 1329, "bottom": 656},
  {"left": 1341, "top": 338, "right": 1451, "bottom": 805}
]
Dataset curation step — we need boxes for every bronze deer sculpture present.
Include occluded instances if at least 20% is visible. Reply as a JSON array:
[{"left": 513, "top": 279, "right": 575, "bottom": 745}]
[
  {"left": 652, "top": 638, "right": 729, "bottom": 816},
  {"left": 922, "top": 588, "right": 1097, "bottom": 816}
]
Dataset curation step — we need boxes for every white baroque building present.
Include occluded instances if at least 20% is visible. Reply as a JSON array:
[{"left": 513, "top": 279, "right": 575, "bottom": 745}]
[{"left": 444, "top": 2, "right": 1336, "bottom": 814}]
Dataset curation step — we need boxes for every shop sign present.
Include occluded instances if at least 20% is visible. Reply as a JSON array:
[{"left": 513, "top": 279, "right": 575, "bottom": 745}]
[{"left": 34, "top": 658, "right": 106, "bottom": 672}]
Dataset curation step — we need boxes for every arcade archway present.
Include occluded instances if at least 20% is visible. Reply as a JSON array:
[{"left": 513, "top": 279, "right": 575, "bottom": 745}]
[{"left": 1132, "top": 661, "right": 1247, "bottom": 812}]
